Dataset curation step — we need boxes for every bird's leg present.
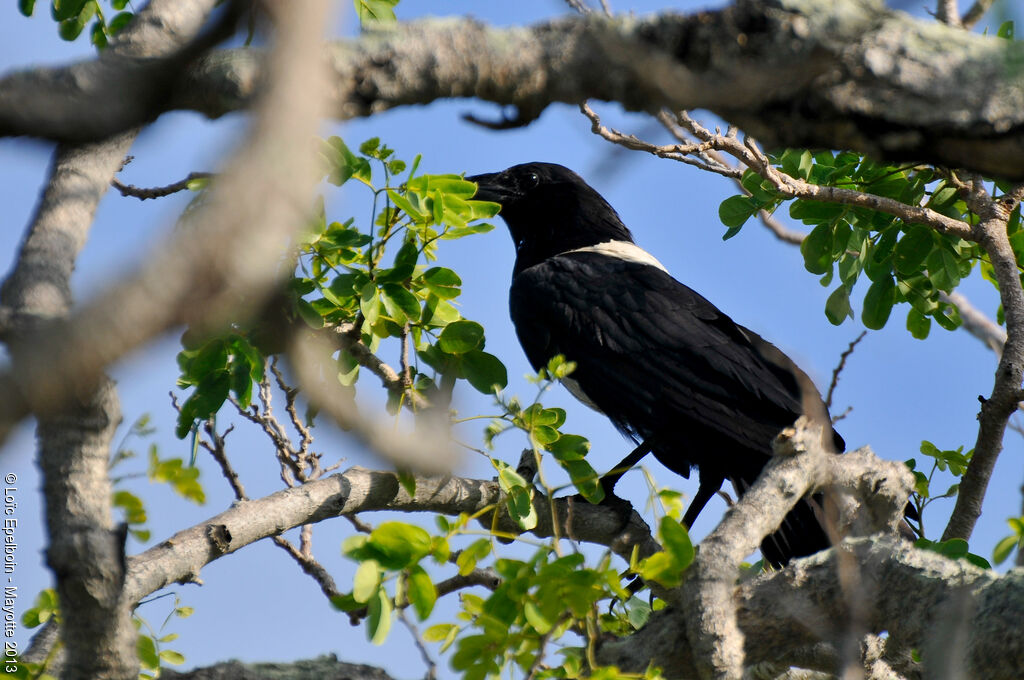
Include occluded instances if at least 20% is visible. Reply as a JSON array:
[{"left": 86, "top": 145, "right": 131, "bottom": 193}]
[
  {"left": 681, "top": 477, "right": 721, "bottom": 529},
  {"left": 600, "top": 439, "right": 653, "bottom": 498}
]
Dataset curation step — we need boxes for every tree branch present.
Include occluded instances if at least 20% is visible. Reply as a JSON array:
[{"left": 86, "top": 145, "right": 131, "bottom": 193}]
[
  {"left": 600, "top": 535, "right": 1024, "bottom": 679},
  {"left": 942, "top": 193, "right": 1024, "bottom": 540},
  {"left": 119, "top": 466, "right": 656, "bottom": 606},
  {"left": 6, "top": 2, "right": 1024, "bottom": 178}
]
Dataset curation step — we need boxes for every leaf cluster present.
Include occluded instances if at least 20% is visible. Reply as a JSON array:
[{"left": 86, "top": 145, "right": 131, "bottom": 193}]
[
  {"left": 720, "top": 152, "right": 997, "bottom": 338},
  {"left": 19, "top": 0, "right": 133, "bottom": 47},
  {"left": 173, "top": 138, "right": 506, "bottom": 435}
]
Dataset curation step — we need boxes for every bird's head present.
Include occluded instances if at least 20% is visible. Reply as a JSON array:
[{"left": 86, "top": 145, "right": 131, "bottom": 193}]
[{"left": 468, "top": 162, "right": 634, "bottom": 272}]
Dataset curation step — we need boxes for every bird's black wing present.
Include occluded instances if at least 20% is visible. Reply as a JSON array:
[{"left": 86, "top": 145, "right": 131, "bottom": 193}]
[{"left": 510, "top": 251, "right": 811, "bottom": 481}]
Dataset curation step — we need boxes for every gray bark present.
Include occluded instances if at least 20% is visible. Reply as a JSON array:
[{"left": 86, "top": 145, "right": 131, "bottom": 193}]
[{"left": 5, "top": 1, "right": 1024, "bottom": 178}]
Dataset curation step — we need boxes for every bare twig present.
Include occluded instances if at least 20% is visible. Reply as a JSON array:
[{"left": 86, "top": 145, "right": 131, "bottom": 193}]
[
  {"left": 397, "top": 609, "right": 438, "bottom": 680},
  {"left": 581, "top": 103, "right": 742, "bottom": 179},
  {"left": 111, "top": 172, "right": 213, "bottom": 200},
  {"left": 825, "top": 332, "right": 867, "bottom": 410},
  {"left": 270, "top": 534, "right": 340, "bottom": 599},
  {"left": 331, "top": 322, "right": 428, "bottom": 410},
  {"left": 290, "top": 330, "right": 456, "bottom": 474},
  {"left": 201, "top": 420, "right": 246, "bottom": 500}
]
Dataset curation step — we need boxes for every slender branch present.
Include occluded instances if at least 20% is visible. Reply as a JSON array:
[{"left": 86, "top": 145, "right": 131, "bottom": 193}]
[
  {"left": 270, "top": 534, "right": 340, "bottom": 599},
  {"left": 111, "top": 172, "right": 213, "bottom": 200},
  {"left": 330, "top": 322, "right": 428, "bottom": 410},
  {"left": 825, "top": 331, "right": 867, "bottom": 410},
  {"left": 961, "top": 0, "right": 997, "bottom": 28},
  {"left": 201, "top": 420, "right": 247, "bottom": 500},
  {"left": 397, "top": 609, "right": 438, "bottom": 680},
  {"left": 289, "top": 331, "right": 454, "bottom": 474}
]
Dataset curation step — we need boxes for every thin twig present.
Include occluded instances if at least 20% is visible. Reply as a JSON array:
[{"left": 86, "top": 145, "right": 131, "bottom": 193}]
[
  {"left": 271, "top": 534, "right": 340, "bottom": 599},
  {"left": 201, "top": 420, "right": 247, "bottom": 500},
  {"left": 825, "top": 331, "right": 867, "bottom": 410},
  {"left": 344, "top": 514, "right": 374, "bottom": 534},
  {"left": 397, "top": 609, "right": 438, "bottom": 680},
  {"left": 110, "top": 172, "right": 213, "bottom": 200}
]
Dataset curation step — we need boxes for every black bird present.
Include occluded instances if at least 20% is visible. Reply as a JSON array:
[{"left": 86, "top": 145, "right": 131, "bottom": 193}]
[{"left": 468, "top": 162, "right": 844, "bottom": 566}]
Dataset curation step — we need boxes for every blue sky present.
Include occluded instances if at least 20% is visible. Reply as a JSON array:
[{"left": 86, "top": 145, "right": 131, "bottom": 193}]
[{"left": 1, "top": 1, "right": 1021, "bottom": 677}]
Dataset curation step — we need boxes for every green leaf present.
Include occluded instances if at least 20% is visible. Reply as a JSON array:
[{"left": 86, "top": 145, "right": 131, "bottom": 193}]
[
  {"left": 52, "top": 0, "right": 88, "bottom": 21},
  {"left": 355, "top": 0, "right": 399, "bottom": 24},
  {"left": 456, "top": 538, "right": 492, "bottom": 575},
  {"left": 367, "top": 587, "right": 393, "bottom": 644},
  {"left": 360, "top": 283, "right": 381, "bottom": 327},
  {"left": 635, "top": 552, "right": 683, "bottom": 588},
  {"left": 18, "top": 0, "right": 36, "bottom": 16},
  {"left": 993, "top": 535, "right": 1018, "bottom": 565},
  {"left": 421, "top": 296, "right": 460, "bottom": 327},
  {"left": 381, "top": 284, "right": 421, "bottom": 324},
  {"left": 137, "top": 634, "right": 160, "bottom": 671},
  {"left": 524, "top": 601, "right": 553, "bottom": 635},
  {"left": 906, "top": 307, "right": 931, "bottom": 340},
  {"left": 893, "top": 226, "right": 934, "bottom": 276},
  {"left": 789, "top": 200, "right": 845, "bottom": 223},
  {"left": 560, "top": 459, "right": 603, "bottom": 503},
  {"left": 797, "top": 149, "right": 814, "bottom": 179},
  {"left": 801, "top": 222, "right": 834, "bottom": 275},
  {"left": 423, "top": 623, "right": 457, "bottom": 642},
  {"left": 825, "top": 285, "right": 852, "bottom": 325},
  {"left": 90, "top": 19, "right": 107, "bottom": 48},
  {"left": 160, "top": 650, "right": 186, "bottom": 665},
  {"left": 296, "top": 298, "right": 325, "bottom": 329},
  {"left": 57, "top": 1, "right": 95, "bottom": 41},
  {"left": 862, "top": 276, "right": 896, "bottom": 330},
  {"left": 406, "top": 565, "right": 437, "bottom": 620},
  {"left": 438, "top": 320, "right": 484, "bottom": 354},
  {"left": 658, "top": 517, "right": 695, "bottom": 569},
  {"left": 547, "top": 434, "right": 590, "bottom": 461},
  {"left": 387, "top": 189, "right": 427, "bottom": 222},
  {"left": 353, "top": 560, "right": 381, "bottom": 603},
  {"left": 718, "top": 195, "right": 758, "bottom": 229},
  {"left": 926, "top": 247, "right": 962, "bottom": 292},
  {"left": 321, "top": 136, "right": 372, "bottom": 186},
  {"left": 459, "top": 350, "right": 507, "bottom": 394},
  {"left": 366, "top": 522, "right": 432, "bottom": 570},
  {"left": 421, "top": 267, "right": 462, "bottom": 299}
]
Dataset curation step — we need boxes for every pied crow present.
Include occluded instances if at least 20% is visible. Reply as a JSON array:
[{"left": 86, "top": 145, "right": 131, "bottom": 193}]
[{"left": 468, "top": 162, "right": 844, "bottom": 566}]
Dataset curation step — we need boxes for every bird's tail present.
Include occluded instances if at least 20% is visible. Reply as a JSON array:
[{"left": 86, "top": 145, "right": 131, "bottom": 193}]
[{"left": 731, "top": 473, "right": 831, "bottom": 568}]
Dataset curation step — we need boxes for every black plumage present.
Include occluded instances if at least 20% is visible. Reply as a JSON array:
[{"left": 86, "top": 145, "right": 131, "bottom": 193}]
[{"left": 469, "top": 162, "right": 843, "bottom": 566}]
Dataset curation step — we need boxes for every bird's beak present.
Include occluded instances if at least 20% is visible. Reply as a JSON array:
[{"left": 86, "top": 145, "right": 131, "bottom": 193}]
[{"left": 467, "top": 172, "right": 511, "bottom": 205}]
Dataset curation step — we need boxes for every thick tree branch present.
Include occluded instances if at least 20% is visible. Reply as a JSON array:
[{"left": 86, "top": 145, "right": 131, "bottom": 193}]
[
  {"left": 677, "top": 420, "right": 912, "bottom": 679},
  {"left": 6, "top": 1, "right": 1024, "bottom": 179},
  {"left": 599, "top": 536, "right": 1024, "bottom": 679},
  {"left": 942, "top": 194, "right": 1024, "bottom": 540},
  {"left": 120, "top": 466, "right": 656, "bottom": 606}
]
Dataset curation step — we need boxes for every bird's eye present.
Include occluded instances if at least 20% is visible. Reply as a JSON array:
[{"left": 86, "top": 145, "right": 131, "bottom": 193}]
[{"left": 526, "top": 172, "right": 540, "bottom": 187}]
